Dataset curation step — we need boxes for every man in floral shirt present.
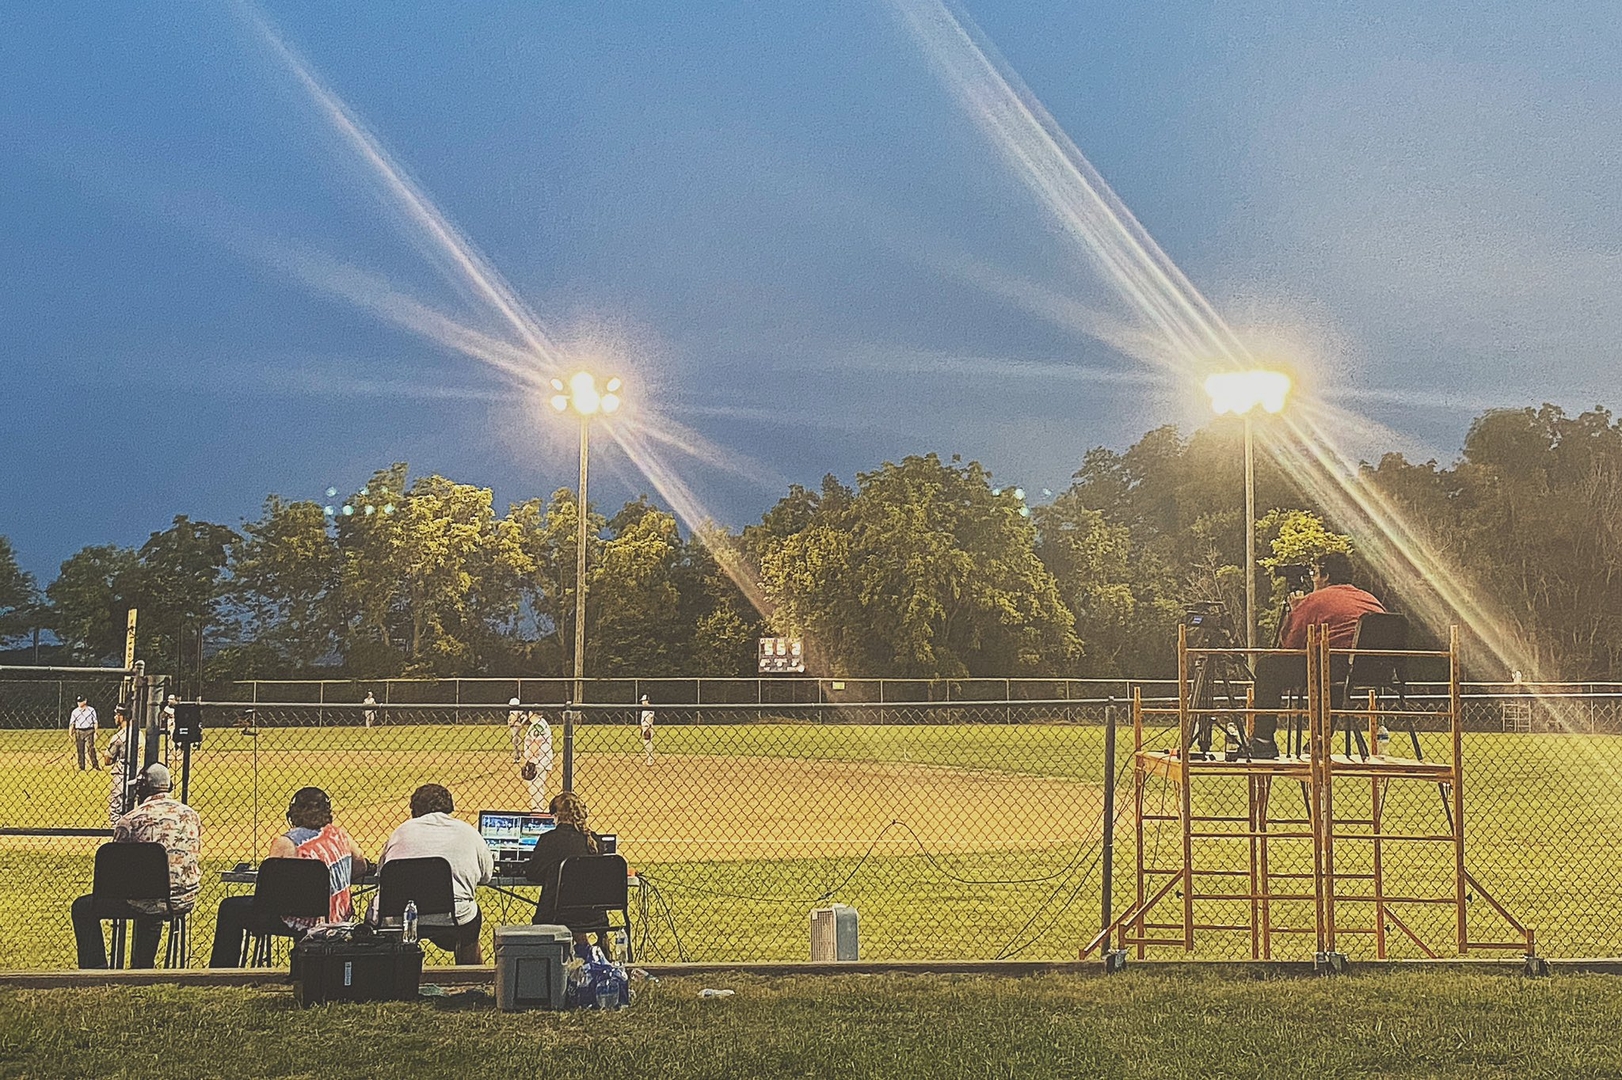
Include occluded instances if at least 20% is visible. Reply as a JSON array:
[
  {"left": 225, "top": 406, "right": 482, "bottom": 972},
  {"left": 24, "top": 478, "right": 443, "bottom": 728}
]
[{"left": 71, "top": 763, "right": 202, "bottom": 968}]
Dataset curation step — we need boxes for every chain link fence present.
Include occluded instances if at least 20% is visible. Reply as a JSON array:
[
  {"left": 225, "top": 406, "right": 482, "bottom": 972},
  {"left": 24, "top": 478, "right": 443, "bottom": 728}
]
[{"left": 2, "top": 674, "right": 1621, "bottom": 968}]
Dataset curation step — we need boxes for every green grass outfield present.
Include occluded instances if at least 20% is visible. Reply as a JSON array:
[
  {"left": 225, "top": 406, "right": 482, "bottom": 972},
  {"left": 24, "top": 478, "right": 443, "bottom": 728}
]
[
  {"left": 2, "top": 724, "right": 1621, "bottom": 968},
  {"left": 4, "top": 971, "right": 1622, "bottom": 1079}
]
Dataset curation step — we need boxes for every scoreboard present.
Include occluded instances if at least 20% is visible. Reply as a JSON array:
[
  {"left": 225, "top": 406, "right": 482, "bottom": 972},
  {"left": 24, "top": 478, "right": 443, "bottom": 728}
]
[{"left": 758, "top": 636, "right": 805, "bottom": 674}]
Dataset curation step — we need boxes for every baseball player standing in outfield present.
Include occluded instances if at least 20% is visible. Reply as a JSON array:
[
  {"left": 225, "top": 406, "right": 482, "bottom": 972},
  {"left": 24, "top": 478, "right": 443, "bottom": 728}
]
[
  {"left": 640, "top": 695, "right": 655, "bottom": 764},
  {"left": 507, "top": 697, "right": 524, "bottom": 761},
  {"left": 362, "top": 690, "right": 378, "bottom": 728},
  {"left": 69, "top": 696, "right": 99, "bottom": 771},
  {"left": 520, "top": 711, "right": 555, "bottom": 812}
]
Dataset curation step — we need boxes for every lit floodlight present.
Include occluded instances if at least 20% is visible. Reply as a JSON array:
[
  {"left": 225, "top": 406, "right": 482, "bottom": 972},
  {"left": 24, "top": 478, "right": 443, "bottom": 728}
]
[
  {"left": 551, "top": 371, "right": 624, "bottom": 418},
  {"left": 1204, "top": 370, "right": 1292, "bottom": 416}
]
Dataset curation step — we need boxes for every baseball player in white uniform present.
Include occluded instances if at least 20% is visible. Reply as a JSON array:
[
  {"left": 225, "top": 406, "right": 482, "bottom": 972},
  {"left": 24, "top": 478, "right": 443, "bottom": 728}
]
[
  {"left": 640, "top": 695, "right": 655, "bottom": 764},
  {"left": 507, "top": 697, "right": 524, "bottom": 761},
  {"left": 520, "top": 711, "right": 555, "bottom": 812}
]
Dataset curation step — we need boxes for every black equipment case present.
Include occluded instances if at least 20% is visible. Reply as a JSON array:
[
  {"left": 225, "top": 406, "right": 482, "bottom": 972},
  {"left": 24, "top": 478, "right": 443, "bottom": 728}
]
[{"left": 291, "top": 936, "right": 423, "bottom": 1006}]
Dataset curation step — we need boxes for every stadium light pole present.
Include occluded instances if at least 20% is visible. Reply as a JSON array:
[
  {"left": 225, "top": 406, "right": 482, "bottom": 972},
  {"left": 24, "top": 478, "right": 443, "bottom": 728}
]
[
  {"left": 550, "top": 371, "right": 623, "bottom": 792},
  {"left": 1203, "top": 370, "right": 1291, "bottom": 656}
]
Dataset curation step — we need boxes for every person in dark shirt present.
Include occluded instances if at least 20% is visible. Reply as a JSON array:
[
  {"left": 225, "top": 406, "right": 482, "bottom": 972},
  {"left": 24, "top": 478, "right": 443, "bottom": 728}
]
[
  {"left": 524, "top": 791, "right": 602, "bottom": 932},
  {"left": 1250, "top": 551, "right": 1386, "bottom": 757}
]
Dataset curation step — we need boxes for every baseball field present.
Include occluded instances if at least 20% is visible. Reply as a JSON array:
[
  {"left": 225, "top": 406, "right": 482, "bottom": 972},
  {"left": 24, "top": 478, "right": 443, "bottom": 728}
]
[{"left": 1, "top": 721, "right": 1619, "bottom": 968}]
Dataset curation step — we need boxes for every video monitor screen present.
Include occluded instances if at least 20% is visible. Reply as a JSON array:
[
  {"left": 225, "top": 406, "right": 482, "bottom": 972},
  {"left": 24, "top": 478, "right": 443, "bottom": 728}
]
[{"left": 479, "top": 811, "right": 556, "bottom": 848}]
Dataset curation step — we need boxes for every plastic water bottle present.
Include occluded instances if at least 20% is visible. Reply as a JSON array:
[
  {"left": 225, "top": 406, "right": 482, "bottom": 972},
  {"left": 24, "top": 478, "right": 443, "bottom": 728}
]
[
  {"left": 403, "top": 900, "right": 418, "bottom": 943},
  {"left": 1376, "top": 726, "right": 1391, "bottom": 756}
]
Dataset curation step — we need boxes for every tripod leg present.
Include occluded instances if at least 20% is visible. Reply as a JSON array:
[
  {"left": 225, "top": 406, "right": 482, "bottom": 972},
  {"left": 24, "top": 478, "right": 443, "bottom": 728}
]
[{"left": 1190, "top": 662, "right": 1213, "bottom": 754}]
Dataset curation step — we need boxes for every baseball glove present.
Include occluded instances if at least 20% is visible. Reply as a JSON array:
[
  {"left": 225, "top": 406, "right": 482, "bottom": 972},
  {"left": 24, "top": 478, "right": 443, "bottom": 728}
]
[{"left": 520, "top": 761, "right": 538, "bottom": 781}]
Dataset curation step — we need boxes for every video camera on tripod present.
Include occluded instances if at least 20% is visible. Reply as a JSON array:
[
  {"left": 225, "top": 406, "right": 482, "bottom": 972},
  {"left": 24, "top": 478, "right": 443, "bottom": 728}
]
[
  {"left": 1274, "top": 563, "right": 1314, "bottom": 598},
  {"left": 1181, "top": 599, "right": 1255, "bottom": 759}
]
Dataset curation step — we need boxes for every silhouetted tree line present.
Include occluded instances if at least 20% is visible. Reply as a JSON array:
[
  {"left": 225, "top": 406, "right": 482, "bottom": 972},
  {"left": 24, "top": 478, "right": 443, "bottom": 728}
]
[{"left": 2, "top": 404, "right": 1619, "bottom": 682}]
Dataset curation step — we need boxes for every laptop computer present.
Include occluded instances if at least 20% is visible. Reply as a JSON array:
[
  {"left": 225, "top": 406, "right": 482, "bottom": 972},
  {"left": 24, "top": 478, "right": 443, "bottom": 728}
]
[{"left": 479, "top": 810, "right": 556, "bottom": 871}]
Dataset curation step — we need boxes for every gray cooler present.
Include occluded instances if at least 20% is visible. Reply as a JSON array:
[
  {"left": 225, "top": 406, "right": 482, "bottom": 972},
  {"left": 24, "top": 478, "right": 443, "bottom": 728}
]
[{"left": 495, "top": 924, "right": 575, "bottom": 1011}]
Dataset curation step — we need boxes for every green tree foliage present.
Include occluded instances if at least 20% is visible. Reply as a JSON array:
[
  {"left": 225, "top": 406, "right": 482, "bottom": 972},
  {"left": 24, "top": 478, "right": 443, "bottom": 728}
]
[
  {"left": 677, "top": 525, "right": 764, "bottom": 677},
  {"left": 509, "top": 487, "right": 606, "bottom": 676},
  {"left": 1365, "top": 405, "right": 1622, "bottom": 678},
  {"left": 26, "top": 401, "right": 1622, "bottom": 682},
  {"left": 0, "top": 537, "right": 40, "bottom": 648},
  {"left": 1032, "top": 491, "right": 1180, "bottom": 677},
  {"left": 332, "top": 467, "right": 531, "bottom": 677},
  {"left": 589, "top": 499, "right": 684, "bottom": 674},
  {"left": 227, "top": 496, "right": 341, "bottom": 671},
  {"left": 138, "top": 516, "right": 241, "bottom": 678},
  {"left": 46, "top": 545, "right": 141, "bottom": 664},
  {"left": 758, "top": 454, "right": 1079, "bottom": 677}
]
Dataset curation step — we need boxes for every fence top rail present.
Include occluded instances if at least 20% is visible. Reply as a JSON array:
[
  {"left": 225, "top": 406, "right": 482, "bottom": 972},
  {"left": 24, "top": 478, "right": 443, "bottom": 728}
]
[
  {"left": 183, "top": 692, "right": 1622, "bottom": 712},
  {"left": 0, "top": 665, "right": 139, "bottom": 677},
  {"left": 230, "top": 675, "right": 1153, "bottom": 685},
  {"left": 192, "top": 698, "right": 1119, "bottom": 712}
]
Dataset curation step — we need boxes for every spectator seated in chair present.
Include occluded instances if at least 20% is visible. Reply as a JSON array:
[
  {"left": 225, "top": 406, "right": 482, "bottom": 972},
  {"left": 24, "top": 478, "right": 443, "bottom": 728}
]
[
  {"left": 1250, "top": 551, "right": 1386, "bottom": 758},
  {"left": 524, "top": 791, "right": 607, "bottom": 948},
  {"left": 377, "top": 783, "right": 493, "bottom": 964},
  {"left": 71, "top": 763, "right": 201, "bottom": 968},
  {"left": 209, "top": 786, "right": 370, "bottom": 967}
]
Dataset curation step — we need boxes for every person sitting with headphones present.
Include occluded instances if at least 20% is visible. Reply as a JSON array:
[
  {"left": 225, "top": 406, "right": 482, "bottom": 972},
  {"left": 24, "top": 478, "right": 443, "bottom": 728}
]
[
  {"left": 71, "top": 763, "right": 201, "bottom": 968},
  {"left": 1250, "top": 550, "right": 1386, "bottom": 758},
  {"left": 208, "top": 786, "right": 369, "bottom": 967}
]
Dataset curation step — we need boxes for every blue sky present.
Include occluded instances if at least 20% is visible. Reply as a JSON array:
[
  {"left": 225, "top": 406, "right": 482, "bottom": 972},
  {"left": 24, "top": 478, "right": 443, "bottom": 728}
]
[{"left": 3, "top": 1, "right": 1618, "bottom": 581}]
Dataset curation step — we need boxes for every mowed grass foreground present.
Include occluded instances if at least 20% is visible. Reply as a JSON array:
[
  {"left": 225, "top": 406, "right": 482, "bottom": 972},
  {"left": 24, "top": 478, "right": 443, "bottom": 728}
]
[
  {"left": 3, "top": 723, "right": 1622, "bottom": 966},
  {"left": 3, "top": 971, "right": 1621, "bottom": 1079}
]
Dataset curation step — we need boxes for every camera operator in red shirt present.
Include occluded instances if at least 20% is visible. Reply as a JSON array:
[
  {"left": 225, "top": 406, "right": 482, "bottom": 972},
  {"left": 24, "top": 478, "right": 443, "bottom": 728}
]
[{"left": 1250, "top": 551, "right": 1384, "bottom": 758}]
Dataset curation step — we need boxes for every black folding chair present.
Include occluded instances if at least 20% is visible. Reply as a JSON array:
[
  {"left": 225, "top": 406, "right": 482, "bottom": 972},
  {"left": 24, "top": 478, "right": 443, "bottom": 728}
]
[
  {"left": 90, "top": 842, "right": 189, "bottom": 968},
  {"left": 1337, "top": 612, "right": 1410, "bottom": 758},
  {"left": 377, "top": 856, "right": 458, "bottom": 952},
  {"left": 1338, "top": 612, "right": 1454, "bottom": 826},
  {"left": 554, "top": 855, "right": 632, "bottom": 962},
  {"left": 241, "top": 858, "right": 331, "bottom": 967}
]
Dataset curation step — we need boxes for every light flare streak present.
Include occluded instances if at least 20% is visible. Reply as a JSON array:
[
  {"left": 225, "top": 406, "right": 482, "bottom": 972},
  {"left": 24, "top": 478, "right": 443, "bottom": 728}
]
[
  {"left": 245, "top": 6, "right": 565, "bottom": 372},
  {"left": 241, "top": 3, "right": 777, "bottom": 626}
]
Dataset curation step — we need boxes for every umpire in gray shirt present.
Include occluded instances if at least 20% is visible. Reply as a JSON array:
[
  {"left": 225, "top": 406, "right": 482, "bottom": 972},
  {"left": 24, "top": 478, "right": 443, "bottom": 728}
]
[{"left": 70, "top": 696, "right": 99, "bottom": 771}]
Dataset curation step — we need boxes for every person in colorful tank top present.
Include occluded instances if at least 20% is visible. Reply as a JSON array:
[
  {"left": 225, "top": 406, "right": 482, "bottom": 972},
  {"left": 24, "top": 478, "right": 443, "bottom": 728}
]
[{"left": 207, "top": 786, "right": 370, "bottom": 967}]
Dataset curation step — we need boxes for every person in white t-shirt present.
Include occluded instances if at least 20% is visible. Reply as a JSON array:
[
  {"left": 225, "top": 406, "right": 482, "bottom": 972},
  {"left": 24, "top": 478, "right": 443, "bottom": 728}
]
[{"left": 376, "top": 784, "right": 494, "bottom": 963}]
